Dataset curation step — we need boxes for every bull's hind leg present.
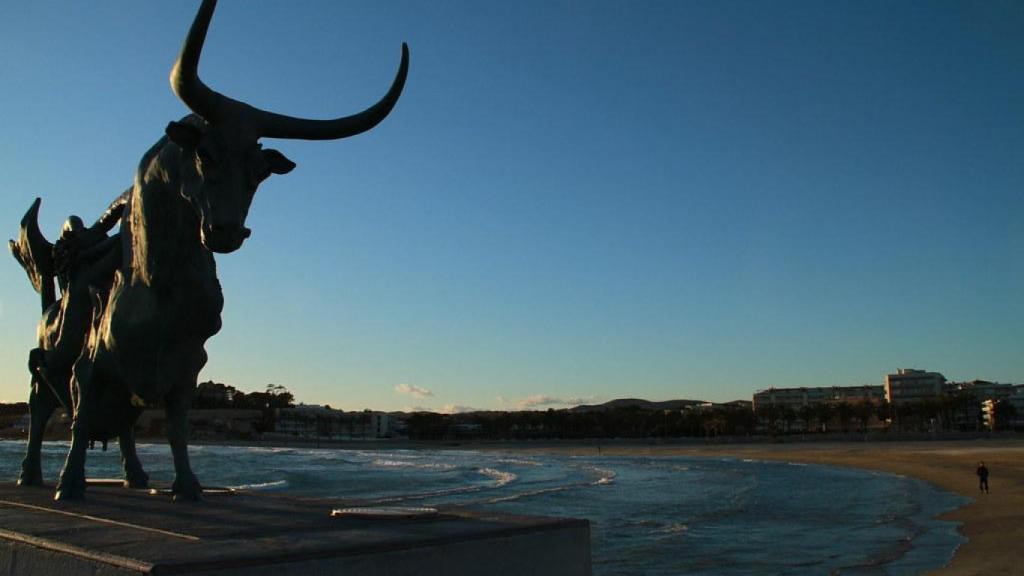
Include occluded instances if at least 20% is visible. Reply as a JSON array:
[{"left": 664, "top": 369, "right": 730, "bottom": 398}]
[
  {"left": 19, "top": 369, "right": 58, "bottom": 486},
  {"left": 119, "top": 426, "right": 149, "bottom": 488},
  {"left": 55, "top": 356, "right": 95, "bottom": 500},
  {"left": 165, "top": 384, "right": 201, "bottom": 501}
]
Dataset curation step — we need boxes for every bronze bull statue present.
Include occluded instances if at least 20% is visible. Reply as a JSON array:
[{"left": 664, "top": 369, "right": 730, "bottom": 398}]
[{"left": 10, "top": 0, "right": 408, "bottom": 501}]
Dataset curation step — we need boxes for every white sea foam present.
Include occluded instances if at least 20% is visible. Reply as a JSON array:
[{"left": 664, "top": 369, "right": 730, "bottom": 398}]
[
  {"left": 361, "top": 466, "right": 515, "bottom": 504},
  {"left": 372, "top": 458, "right": 457, "bottom": 470},
  {"left": 496, "top": 458, "right": 543, "bottom": 466},
  {"left": 480, "top": 484, "right": 571, "bottom": 504},
  {"left": 475, "top": 464, "right": 615, "bottom": 505},
  {"left": 477, "top": 467, "right": 517, "bottom": 487},
  {"left": 229, "top": 479, "right": 289, "bottom": 491},
  {"left": 661, "top": 523, "right": 688, "bottom": 534},
  {"left": 589, "top": 466, "right": 617, "bottom": 485}
]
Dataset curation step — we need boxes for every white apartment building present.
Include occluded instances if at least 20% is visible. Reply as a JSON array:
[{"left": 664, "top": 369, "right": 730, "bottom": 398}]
[{"left": 884, "top": 368, "right": 946, "bottom": 404}]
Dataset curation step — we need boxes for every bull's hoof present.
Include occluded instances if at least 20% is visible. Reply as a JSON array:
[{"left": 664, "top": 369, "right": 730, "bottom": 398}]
[
  {"left": 17, "top": 473, "right": 44, "bottom": 487},
  {"left": 124, "top": 468, "right": 150, "bottom": 489},
  {"left": 171, "top": 474, "right": 202, "bottom": 502},
  {"left": 17, "top": 463, "right": 44, "bottom": 487},
  {"left": 54, "top": 480, "right": 86, "bottom": 501},
  {"left": 55, "top": 468, "right": 87, "bottom": 500}
]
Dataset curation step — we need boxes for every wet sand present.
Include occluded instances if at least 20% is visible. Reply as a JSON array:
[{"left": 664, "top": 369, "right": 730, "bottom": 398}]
[{"left": 510, "top": 439, "right": 1024, "bottom": 575}]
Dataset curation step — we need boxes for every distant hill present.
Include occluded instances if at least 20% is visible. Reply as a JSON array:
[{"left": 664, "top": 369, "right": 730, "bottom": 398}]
[{"left": 568, "top": 398, "right": 704, "bottom": 413}]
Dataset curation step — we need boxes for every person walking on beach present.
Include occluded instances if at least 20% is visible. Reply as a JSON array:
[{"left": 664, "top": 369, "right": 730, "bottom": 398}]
[{"left": 976, "top": 461, "right": 989, "bottom": 494}]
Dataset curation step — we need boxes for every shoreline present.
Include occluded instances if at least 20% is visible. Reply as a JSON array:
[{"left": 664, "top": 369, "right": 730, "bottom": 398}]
[{"left": 494, "top": 439, "right": 1023, "bottom": 576}]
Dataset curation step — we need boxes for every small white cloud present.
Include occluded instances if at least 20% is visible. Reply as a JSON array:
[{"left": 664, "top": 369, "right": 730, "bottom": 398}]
[
  {"left": 402, "top": 405, "right": 433, "bottom": 413},
  {"left": 395, "top": 383, "right": 433, "bottom": 398},
  {"left": 440, "top": 404, "right": 479, "bottom": 414},
  {"left": 516, "top": 395, "right": 562, "bottom": 409},
  {"left": 514, "top": 395, "right": 600, "bottom": 410}
]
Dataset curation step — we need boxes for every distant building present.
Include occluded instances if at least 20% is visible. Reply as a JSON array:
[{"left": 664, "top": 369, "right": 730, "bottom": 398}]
[
  {"left": 943, "top": 380, "right": 1016, "bottom": 430},
  {"left": 194, "top": 381, "right": 237, "bottom": 407},
  {"left": 948, "top": 380, "right": 1015, "bottom": 402},
  {"left": 982, "top": 392, "right": 1024, "bottom": 431},
  {"left": 884, "top": 369, "right": 946, "bottom": 404},
  {"left": 752, "top": 385, "right": 884, "bottom": 412},
  {"left": 276, "top": 408, "right": 391, "bottom": 439},
  {"left": 752, "top": 385, "right": 885, "bottom": 432},
  {"left": 136, "top": 409, "right": 263, "bottom": 438},
  {"left": 689, "top": 400, "right": 754, "bottom": 413}
]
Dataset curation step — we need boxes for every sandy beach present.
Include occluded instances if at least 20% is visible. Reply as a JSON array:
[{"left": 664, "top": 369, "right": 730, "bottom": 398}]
[{"left": 507, "top": 439, "right": 1024, "bottom": 575}]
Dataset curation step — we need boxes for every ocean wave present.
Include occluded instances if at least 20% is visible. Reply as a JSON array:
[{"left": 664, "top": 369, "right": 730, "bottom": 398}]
[
  {"left": 661, "top": 522, "right": 688, "bottom": 534},
  {"left": 360, "top": 466, "right": 514, "bottom": 504},
  {"left": 478, "top": 484, "right": 572, "bottom": 504},
  {"left": 242, "top": 446, "right": 296, "bottom": 455},
  {"left": 496, "top": 458, "right": 543, "bottom": 467},
  {"left": 364, "top": 481, "right": 490, "bottom": 504},
  {"left": 477, "top": 467, "right": 517, "bottom": 487},
  {"left": 229, "top": 479, "right": 289, "bottom": 491},
  {"left": 372, "top": 458, "right": 457, "bottom": 470},
  {"left": 588, "top": 466, "right": 617, "bottom": 485},
  {"left": 473, "top": 464, "right": 615, "bottom": 505}
]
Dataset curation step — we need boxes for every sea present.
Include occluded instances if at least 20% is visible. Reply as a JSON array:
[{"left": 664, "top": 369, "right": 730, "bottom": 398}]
[{"left": 0, "top": 440, "right": 967, "bottom": 575}]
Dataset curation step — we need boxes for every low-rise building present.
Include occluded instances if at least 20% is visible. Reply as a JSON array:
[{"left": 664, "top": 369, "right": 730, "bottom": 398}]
[
  {"left": 982, "top": 393, "right": 1024, "bottom": 431},
  {"left": 753, "top": 385, "right": 884, "bottom": 412},
  {"left": 885, "top": 368, "right": 946, "bottom": 404},
  {"left": 949, "top": 380, "right": 1015, "bottom": 402},
  {"left": 276, "top": 407, "right": 391, "bottom": 439}
]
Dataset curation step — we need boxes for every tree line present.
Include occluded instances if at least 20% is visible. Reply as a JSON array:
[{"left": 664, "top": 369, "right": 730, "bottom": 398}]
[
  {"left": 405, "top": 395, "right": 1019, "bottom": 440},
  {"left": 191, "top": 382, "right": 295, "bottom": 410}
]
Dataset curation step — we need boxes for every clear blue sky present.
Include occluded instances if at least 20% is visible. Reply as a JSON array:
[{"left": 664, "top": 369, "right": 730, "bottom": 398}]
[{"left": 1, "top": 1, "right": 1021, "bottom": 412}]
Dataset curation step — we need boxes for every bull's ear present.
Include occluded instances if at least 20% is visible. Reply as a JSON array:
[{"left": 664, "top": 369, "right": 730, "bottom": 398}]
[
  {"left": 165, "top": 121, "right": 203, "bottom": 149},
  {"left": 263, "top": 149, "right": 296, "bottom": 175}
]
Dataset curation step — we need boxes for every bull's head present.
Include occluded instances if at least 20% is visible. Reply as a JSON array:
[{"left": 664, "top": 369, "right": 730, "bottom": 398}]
[{"left": 167, "top": 0, "right": 408, "bottom": 253}]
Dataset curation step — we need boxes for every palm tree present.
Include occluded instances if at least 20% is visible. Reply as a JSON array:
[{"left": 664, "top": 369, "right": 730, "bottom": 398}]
[
  {"left": 835, "top": 402, "right": 855, "bottom": 433},
  {"left": 853, "top": 401, "right": 874, "bottom": 434},
  {"left": 781, "top": 406, "right": 797, "bottom": 434},
  {"left": 992, "top": 400, "right": 1019, "bottom": 431},
  {"left": 876, "top": 399, "right": 892, "bottom": 431},
  {"left": 798, "top": 405, "right": 815, "bottom": 434},
  {"left": 813, "top": 403, "right": 834, "bottom": 433}
]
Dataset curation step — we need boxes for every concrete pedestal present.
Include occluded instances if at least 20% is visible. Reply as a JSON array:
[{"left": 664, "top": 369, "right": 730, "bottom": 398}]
[{"left": 0, "top": 484, "right": 590, "bottom": 575}]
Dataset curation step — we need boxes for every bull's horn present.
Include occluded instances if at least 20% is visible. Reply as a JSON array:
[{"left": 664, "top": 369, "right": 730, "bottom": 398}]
[
  {"left": 170, "top": 0, "right": 226, "bottom": 123},
  {"left": 170, "top": 0, "right": 409, "bottom": 141},
  {"left": 255, "top": 42, "right": 409, "bottom": 141}
]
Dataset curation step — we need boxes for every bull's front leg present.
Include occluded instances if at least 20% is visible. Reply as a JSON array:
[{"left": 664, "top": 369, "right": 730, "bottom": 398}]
[
  {"left": 118, "top": 425, "right": 149, "bottom": 489},
  {"left": 19, "top": 370, "right": 57, "bottom": 487},
  {"left": 165, "top": 385, "right": 201, "bottom": 501},
  {"left": 55, "top": 356, "right": 95, "bottom": 500}
]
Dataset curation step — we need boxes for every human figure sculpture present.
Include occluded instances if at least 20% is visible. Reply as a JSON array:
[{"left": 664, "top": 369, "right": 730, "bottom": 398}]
[
  {"left": 11, "top": 0, "right": 408, "bottom": 501},
  {"left": 9, "top": 194, "right": 145, "bottom": 488}
]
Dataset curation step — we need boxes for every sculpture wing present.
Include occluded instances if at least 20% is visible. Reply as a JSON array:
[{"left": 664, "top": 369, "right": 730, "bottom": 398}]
[{"left": 8, "top": 197, "right": 54, "bottom": 295}]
